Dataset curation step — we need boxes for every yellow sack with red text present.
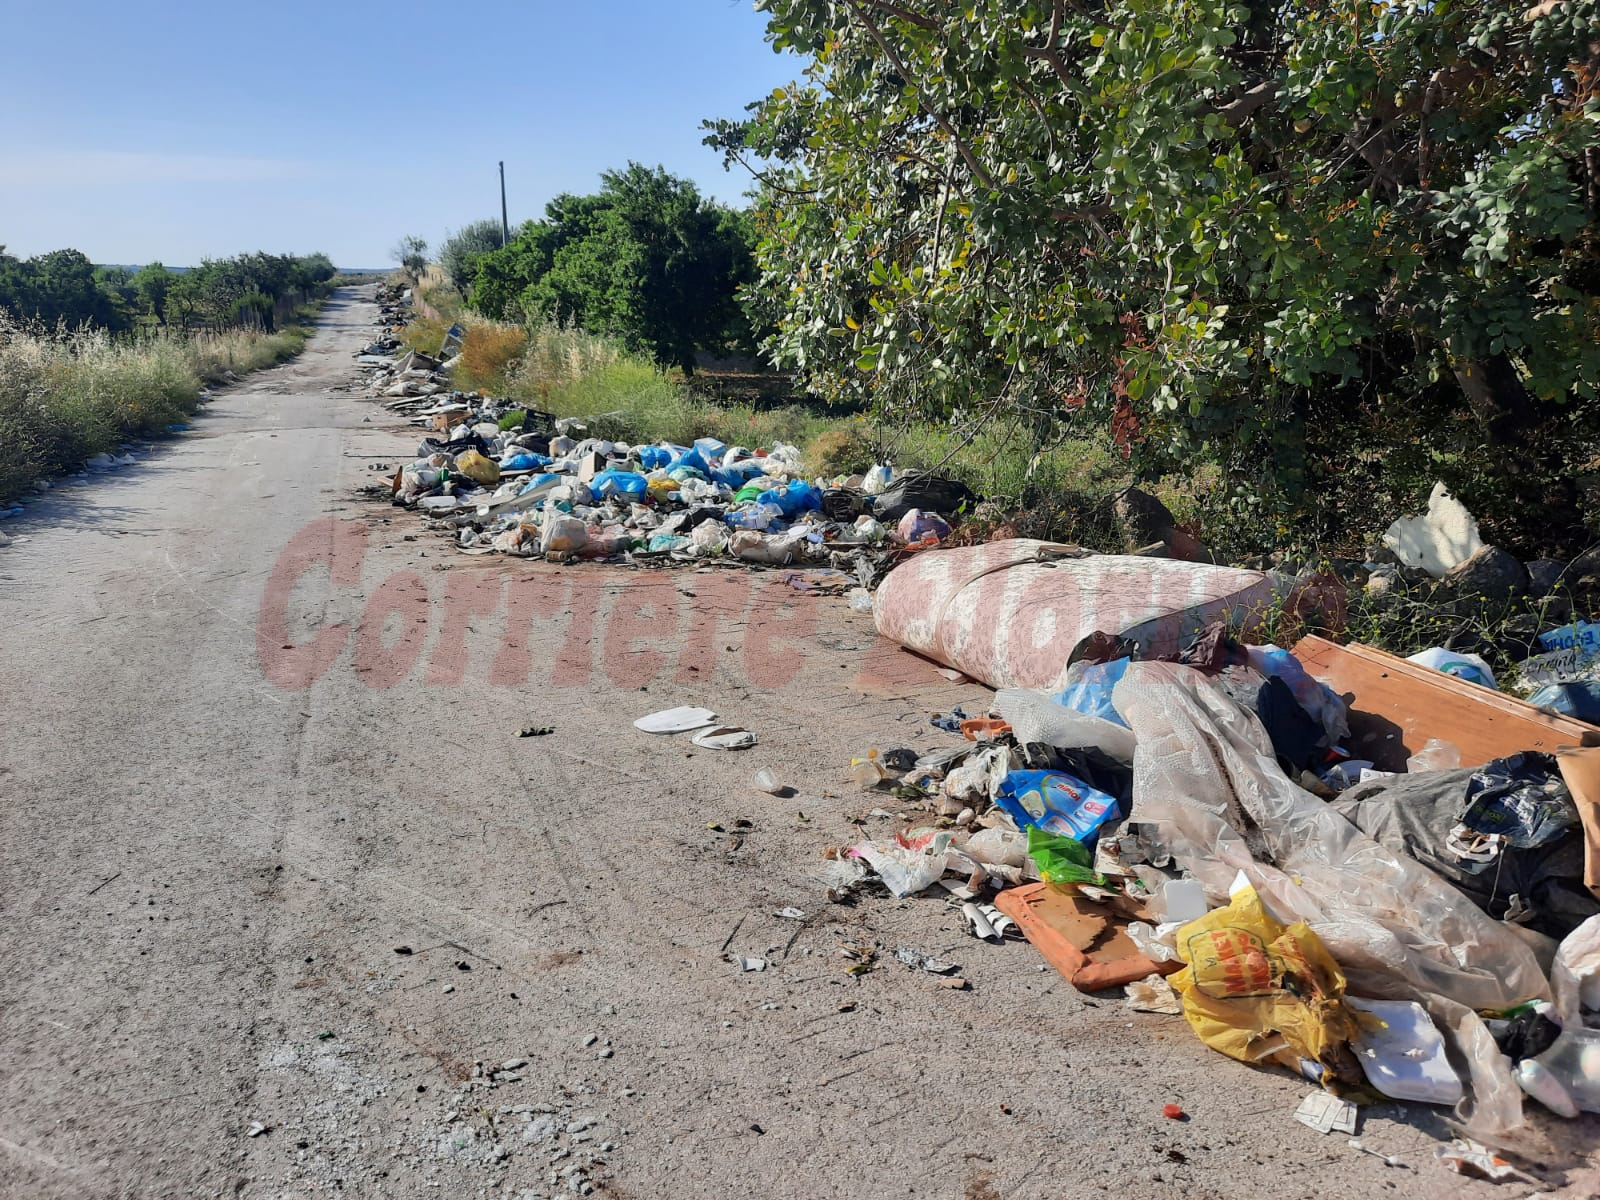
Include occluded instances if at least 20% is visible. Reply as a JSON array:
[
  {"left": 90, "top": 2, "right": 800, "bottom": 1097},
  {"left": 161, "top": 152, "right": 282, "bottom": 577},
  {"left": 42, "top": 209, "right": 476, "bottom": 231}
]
[{"left": 1172, "top": 886, "right": 1364, "bottom": 1087}]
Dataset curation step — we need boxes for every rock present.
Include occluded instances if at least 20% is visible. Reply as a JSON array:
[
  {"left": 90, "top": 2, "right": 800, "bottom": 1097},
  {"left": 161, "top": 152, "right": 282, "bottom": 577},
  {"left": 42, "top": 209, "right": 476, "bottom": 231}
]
[
  {"left": 1566, "top": 545, "right": 1600, "bottom": 587},
  {"left": 1112, "top": 487, "right": 1177, "bottom": 551},
  {"left": 1382, "top": 482, "right": 1483, "bottom": 577},
  {"left": 1526, "top": 558, "right": 1569, "bottom": 596},
  {"left": 1440, "top": 544, "right": 1528, "bottom": 601},
  {"left": 1111, "top": 487, "right": 1212, "bottom": 562}
]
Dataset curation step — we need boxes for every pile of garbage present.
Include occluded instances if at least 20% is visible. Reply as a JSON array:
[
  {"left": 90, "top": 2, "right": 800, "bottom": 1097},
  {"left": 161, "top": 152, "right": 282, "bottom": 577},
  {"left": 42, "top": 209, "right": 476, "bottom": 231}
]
[
  {"left": 351, "top": 293, "right": 978, "bottom": 569},
  {"left": 840, "top": 544, "right": 1600, "bottom": 1175},
  {"left": 369, "top": 406, "right": 973, "bottom": 573}
]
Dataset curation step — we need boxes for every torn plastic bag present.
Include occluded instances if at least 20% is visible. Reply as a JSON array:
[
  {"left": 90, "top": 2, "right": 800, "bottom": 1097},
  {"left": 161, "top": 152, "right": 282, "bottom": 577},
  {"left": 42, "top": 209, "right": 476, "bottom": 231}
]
[
  {"left": 849, "top": 829, "right": 954, "bottom": 898},
  {"left": 995, "top": 688, "right": 1136, "bottom": 762},
  {"left": 1112, "top": 662, "right": 1548, "bottom": 1012},
  {"left": 1171, "top": 886, "right": 1366, "bottom": 1087},
  {"left": 1329, "top": 765, "right": 1598, "bottom": 940}
]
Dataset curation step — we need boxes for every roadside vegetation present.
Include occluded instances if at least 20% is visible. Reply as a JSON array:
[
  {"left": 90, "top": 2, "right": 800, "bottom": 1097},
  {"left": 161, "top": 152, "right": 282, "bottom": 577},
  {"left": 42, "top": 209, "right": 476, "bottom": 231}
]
[{"left": 0, "top": 249, "right": 338, "bottom": 504}]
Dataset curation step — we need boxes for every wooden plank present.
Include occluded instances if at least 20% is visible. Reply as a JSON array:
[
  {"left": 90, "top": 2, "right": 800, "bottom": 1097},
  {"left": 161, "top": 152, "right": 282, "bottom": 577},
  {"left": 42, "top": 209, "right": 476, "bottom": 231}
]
[{"left": 1291, "top": 635, "right": 1599, "bottom": 771}]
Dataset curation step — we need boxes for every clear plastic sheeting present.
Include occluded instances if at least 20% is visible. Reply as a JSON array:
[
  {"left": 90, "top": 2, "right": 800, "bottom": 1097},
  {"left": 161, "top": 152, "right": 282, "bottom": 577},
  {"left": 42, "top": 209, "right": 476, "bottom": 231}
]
[
  {"left": 1113, "top": 661, "right": 1550, "bottom": 1134},
  {"left": 1114, "top": 661, "right": 1547, "bottom": 1010}
]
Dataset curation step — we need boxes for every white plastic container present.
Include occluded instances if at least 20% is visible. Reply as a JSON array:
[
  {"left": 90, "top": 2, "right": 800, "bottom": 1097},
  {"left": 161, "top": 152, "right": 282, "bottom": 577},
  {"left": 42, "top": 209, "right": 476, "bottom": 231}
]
[{"left": 1347, "top": 996, "right": 1464, "bottom": 1105}]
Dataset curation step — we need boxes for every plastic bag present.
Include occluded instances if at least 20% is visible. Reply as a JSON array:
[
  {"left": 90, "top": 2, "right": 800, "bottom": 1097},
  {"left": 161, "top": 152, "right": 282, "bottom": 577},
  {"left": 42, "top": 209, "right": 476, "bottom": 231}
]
[
  {"left": 850, "top": 829, "right": 953, "bottom": 897},
  {"left": 454, "top": 449, "right": 501, "bottom": 486},
  {"left": 994, "top": 688, "right": 1136, "bottom": 763},
  {"left": 541, "top": 516, "right": 588, "bottom": 555},
  {"left": 590, "top": 469, "right": 648, "bottom": 500},
  {"left": 895, "top": 508, "right": 951, "bottom": 545},
  {"left": 994, "top": 770, "right": 1121, "bottom": 842},
  {"left": 1460, "top": 752, "right": 1577, "bottom": 850},
  {"left": 1171, "top": 886, "right": 1365, "bottom": 1085},
  {"left": 1026, "top": 827, "right": 1105, "bottom": 886},
  {"left": 1051, "top": 658, "right": 1131, "bottom": 727},
  {"left": 1407, "top": 646, "right": 1498, "bottom": 690}
]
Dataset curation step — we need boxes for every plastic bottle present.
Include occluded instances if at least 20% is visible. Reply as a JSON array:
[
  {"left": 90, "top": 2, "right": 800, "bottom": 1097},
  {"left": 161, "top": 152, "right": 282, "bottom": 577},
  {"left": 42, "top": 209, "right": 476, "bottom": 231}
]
[
  {"left": 1521, "top": 1027, "right": 1600, "bottom": 1116},
  {"left": 847, "top": 749, "right": 889, "bottom": 790}
]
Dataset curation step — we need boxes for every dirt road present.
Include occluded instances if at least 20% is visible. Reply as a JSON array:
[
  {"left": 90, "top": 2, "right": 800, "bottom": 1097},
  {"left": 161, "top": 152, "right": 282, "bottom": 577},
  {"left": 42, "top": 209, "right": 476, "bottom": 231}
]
[{"left": 1, "top": 288, "right": 1594, "bottom": 1199}]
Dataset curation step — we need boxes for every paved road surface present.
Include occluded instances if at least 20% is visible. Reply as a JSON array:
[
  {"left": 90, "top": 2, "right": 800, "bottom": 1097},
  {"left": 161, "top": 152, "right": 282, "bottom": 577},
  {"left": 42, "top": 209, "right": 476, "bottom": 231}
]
[{"left": 2, "top": 288, "right": 1595, "bottom": 1199}]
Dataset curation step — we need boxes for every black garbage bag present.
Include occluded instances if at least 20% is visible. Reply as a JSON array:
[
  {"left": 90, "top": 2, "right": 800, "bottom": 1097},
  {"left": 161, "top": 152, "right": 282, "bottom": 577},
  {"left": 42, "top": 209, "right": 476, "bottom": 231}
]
[
  {"left": 1330, "top": 758, "right": 1597, "bottom": 939},
  {"left": 822, "top": 488, "right": 869, "bottom": 521},
  {"left": 872, "top": 474, "right": 978, "bottom": 522},
  {"left": 419, "top": 433, "right": 493, "bottom": 459}
]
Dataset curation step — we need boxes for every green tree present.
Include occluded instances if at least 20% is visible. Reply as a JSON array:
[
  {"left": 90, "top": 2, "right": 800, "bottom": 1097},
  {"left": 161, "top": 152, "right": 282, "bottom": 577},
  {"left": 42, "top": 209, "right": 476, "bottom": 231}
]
[
  {"left": 711, "top": 0, "right": 1600, "bottom": 544},
  {"left": 439, "top": 219, "right": 506, "bottom": 291},
  {"left": 131, "top": 262, "right": 175, "bottom": 325},
  {"left": 467, "top": 163, "right": 759, "bottom": 371},
  {"left": 391, "top": 235, "right": 429, "bottom": 275}
]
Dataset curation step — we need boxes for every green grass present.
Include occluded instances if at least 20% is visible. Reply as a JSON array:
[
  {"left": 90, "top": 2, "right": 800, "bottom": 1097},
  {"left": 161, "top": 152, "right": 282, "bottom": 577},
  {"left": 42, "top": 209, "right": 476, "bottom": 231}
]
[{"left": 0, "top": 313, "right": 320, "bottom": 505}]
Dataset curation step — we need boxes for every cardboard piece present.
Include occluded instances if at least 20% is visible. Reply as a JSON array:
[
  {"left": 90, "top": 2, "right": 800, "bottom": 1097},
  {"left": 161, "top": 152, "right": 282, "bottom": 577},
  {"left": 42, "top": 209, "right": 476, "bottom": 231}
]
[
  {"left": 993, "top": 882, "right": 1180, "bottom": 993},
  {"left": 1558, "top": 747, "right": 1600, "bottom": 901},
  {"left": 1291, "top": 635, "right": 1599, "bottom": 772}
]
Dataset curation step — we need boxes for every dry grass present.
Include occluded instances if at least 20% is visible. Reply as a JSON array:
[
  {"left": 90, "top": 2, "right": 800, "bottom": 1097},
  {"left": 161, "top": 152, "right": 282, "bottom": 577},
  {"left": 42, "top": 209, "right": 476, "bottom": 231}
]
[{"left": 0, "top": 316, "right": 316, "bottom": 505}]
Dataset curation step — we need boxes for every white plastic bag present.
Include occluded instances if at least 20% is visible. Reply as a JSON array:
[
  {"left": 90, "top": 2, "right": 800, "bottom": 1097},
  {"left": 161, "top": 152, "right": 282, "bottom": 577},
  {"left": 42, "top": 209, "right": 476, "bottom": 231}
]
[
  {"left": 850, "top": 830, "right": 953, "bottom": 897},
  {"left": 995, "top": 688, "right": 1136, "bottom": 762}
]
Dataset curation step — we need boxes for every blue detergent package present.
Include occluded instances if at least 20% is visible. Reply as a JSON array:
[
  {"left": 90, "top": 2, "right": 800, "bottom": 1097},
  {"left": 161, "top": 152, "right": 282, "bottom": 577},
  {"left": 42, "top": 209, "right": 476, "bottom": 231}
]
[{"left": 994, "top": 770, "right": 1121, "bottom": 843}]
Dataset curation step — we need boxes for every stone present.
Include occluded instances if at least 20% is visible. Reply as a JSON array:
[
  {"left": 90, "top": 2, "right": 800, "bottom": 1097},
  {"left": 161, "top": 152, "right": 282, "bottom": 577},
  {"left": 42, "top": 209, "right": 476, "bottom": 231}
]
[
  {"left": 1526, "top": 558, "right": 1569, "bottom": 597},
  {"left": 1567, "top": 545, "right": 1600, "bottom": 586},
  {"left": 1382, "top": 482, "right": 1483, "bottom": 577},
  {"left": 1440, "top": 544, "right": 1528, "bottom": 601},
  {"left": 1111, "top": 486, "right": 1177, "bottom": 551}
]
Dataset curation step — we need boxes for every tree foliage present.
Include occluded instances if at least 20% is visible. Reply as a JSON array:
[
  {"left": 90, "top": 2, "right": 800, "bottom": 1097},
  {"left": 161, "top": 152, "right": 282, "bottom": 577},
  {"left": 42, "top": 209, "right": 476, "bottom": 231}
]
[
  {"left": 466, "top": 163, "right": 761, "bottom": 371},
  {"left": 392, "top": 235, "right": 429, "bottom": 275},
  {"left": 0, "top": 248, "right": 335, "bottom": 333},
  {"left": 710, "top": 0, "right": 1600, "bottom": 545},
  {"left": 439, "top": 219, "right": 506, "bottom": 292}
]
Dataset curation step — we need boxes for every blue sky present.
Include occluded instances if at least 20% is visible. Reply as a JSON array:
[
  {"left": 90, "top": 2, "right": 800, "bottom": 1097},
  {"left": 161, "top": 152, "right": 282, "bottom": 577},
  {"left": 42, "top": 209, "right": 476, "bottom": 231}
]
[{"left": 0, "top": 1, "right": 795, "bottom": 268}]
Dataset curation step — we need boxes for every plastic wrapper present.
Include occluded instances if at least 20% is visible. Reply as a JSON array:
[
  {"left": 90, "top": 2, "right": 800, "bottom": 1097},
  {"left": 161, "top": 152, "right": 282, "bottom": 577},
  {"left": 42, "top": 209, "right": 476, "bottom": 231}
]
[
  {"left": 1026, "top": 827, "right": 1105, "bottom": 886},
  {"left": 995, "top": 688, "right": 1135, "bottom": 762},
  {"left": 849, "top": 829, "right": 953, "bottom": 897},
  {"left": 995, "top": 770, "right": 1120, "bottom": 842},
  {"left": 1171, "top": 886, "right": 1365, "bottom": 1085}
]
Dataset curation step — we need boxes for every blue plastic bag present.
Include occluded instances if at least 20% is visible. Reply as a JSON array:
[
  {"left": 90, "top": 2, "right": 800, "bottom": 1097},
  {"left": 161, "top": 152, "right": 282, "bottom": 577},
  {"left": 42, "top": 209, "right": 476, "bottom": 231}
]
[
  {"left": 1051, "top": 658, "right": 1131, "bottom": 727},
  {"left": 1527, "top": 682, "right": 1600, "bottom": 722},
  {"left": 638, "top": 445, "right": 672, "bottom": 470},
  {"left": 757, "top": 481, "right": 822, "bottom": 517},
  {"left": 669, "top": 447, "right": 711, "bottom": 476},
  {"left": 501, "top": 452, "right": 551, "bottom": 472},
  {"left": 590, "top": 469, "right": 648, "bottom": 500},
  {"left": 994, "top": 770, "right": 1121, "bottom": 843}
]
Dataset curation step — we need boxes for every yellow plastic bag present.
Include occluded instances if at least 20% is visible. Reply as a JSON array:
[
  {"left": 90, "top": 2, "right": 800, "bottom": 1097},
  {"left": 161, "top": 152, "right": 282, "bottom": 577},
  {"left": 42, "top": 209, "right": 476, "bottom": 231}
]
[
  {"left": 454, "top": 449, "right": 500, "bottom": 486},
  {"left": 1171, "top": 886, "right": 1365, "bottom": 1087}
]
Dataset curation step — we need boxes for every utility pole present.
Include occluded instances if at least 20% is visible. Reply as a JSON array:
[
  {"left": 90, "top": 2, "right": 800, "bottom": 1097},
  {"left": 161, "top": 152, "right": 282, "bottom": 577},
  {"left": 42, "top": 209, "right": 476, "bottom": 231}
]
[{"left": 499, "top": 162, "right": 510, "bottom": 247}]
